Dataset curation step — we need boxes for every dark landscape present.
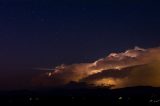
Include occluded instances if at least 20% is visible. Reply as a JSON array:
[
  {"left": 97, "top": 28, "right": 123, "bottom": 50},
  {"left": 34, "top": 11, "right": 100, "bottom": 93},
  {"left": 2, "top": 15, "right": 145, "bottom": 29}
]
[{"left": 1, "top": 86, "right": 160, "bottom": 105}]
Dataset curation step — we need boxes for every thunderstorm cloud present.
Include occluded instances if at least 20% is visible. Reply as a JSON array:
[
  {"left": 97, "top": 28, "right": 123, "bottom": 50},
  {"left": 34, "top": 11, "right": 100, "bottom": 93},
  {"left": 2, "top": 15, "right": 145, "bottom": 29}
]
[{"left": 33, "top": 46, "right": 160, "bottom": 89}]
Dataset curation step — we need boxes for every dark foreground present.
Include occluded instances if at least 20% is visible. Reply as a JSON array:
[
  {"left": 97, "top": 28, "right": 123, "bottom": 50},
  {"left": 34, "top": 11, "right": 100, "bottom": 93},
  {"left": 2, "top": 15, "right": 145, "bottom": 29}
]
[{"left": 1, "top": 86, "right": 160, "bottom": 105}]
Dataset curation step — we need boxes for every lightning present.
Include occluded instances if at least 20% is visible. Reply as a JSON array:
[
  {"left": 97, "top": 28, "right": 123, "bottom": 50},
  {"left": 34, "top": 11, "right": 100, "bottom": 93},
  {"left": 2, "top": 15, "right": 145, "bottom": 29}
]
[{"left": 33, "top": 46, "right": 160, "bottom": 89}]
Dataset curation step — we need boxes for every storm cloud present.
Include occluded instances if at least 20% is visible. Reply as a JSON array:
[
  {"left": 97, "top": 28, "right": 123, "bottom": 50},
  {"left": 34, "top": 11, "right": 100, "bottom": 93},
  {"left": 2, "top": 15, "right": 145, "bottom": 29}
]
[{"left": 33, "top": 46, "right": 160, "bottom": 89}]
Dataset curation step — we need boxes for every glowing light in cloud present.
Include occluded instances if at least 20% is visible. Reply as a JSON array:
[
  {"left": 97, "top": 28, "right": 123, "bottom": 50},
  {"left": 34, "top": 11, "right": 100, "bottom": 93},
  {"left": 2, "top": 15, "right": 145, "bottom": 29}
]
[{"left": 33, "top": 46, "right": 160, "bottom": 89}]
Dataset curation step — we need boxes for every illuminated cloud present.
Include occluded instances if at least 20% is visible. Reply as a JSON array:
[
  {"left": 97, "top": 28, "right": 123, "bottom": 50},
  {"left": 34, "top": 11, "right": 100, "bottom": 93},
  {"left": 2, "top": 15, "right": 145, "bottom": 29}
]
[{"left": 33, "top": 46, "right": 160, "bottom": 89}]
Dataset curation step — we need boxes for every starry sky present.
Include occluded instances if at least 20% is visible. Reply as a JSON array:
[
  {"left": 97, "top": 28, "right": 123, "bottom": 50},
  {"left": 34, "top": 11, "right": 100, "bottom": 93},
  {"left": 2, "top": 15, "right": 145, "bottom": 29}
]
[{"left": 0, "top": 0, "right": 160, "bottom": 90}]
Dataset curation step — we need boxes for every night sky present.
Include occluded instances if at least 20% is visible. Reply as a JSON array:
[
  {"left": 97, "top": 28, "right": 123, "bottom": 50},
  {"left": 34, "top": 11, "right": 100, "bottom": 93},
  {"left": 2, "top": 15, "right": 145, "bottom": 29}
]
[{"left": 0, "top": 0, "right": 160, "bottom": 90}]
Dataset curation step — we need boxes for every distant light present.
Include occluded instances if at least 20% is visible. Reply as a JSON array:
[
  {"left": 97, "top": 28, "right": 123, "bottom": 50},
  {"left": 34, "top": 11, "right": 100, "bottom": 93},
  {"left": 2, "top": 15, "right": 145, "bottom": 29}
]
[
  {"left": 29, "top": 97, "right": 33, "bottom": 101},
  {"left": 149, "top": 99, "right": 160, "bottom": 103},
  {"left": 48, "top": 72, "right": 52, "bottom": 77},
  {"left": 118, "top": 97, "right": 123, "bottom": 100},
  {"left": 149, "top": 100, "right": 153, "bottom": 103}
]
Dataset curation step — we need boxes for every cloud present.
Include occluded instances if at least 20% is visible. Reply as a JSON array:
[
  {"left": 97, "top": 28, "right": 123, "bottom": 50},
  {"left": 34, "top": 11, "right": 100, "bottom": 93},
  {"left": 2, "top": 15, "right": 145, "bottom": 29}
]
[
  {"left": 81, "top": 63, "right": 160, "bottom": 89},
  {"left": 32, "top": 46, "right": 160, "bottom": 89}
]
